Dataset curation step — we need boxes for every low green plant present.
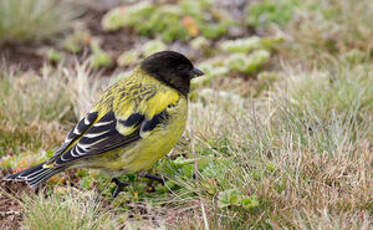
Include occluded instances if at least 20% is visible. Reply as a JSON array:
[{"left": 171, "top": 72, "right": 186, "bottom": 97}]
[
  {"left": 192, "top": 50, "right": 271, "bottom": 88},
  {"left": 227, "top": 50, "right": 270, "bottom": 74},
  {"left": 89, "top": 39, "right": 113, "bottom": 69},
  {"left": 102, "top": 0, "right": 232, "bottom": 42},
  {"left": 117, "top": 50, "right": 140, "bottom": 67},
  {"left": 218, "top": 189, "right": 259, "bottom": 210},
  {"left": 63, "top": 24, "right": 91, "bottom": 53},
  {"left": 192, "top": 35, "right": 282, "bottom": 88},
  {"left": 117, "top": 39, "right": 167, "bottom": 67},
  {"left": 246, "top": 0, "right": 300, "bottom": 28},
  {"left": 219, "top": 36, "right": 283, "bottom": 53},
  {"left": 219, "top": 36, "right": 263, "bottom": 53},
  {"left": 142, "top": 40, "right": 167, "bottom": 57},
  {"left": 39, "top": 48, "right": 66, "bottom": 63}
]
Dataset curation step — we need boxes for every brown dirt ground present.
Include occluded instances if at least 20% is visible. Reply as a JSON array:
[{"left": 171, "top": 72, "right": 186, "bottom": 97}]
[
  {"left": 0, "top": 168, "right": 88, "bottom": 229},
  {"left": 0, "top": 169, "right": 29, "bottom": 230}
]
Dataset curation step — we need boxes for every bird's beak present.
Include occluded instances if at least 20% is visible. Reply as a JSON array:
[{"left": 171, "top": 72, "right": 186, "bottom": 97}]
[{"left": 191, "top": 67, "right": 204, "bottom": 78}]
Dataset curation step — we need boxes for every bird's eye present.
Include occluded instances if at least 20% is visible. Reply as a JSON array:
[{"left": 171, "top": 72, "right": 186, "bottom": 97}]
[{"left": 177, "top": 65, "right": 186, "bottom": 71}]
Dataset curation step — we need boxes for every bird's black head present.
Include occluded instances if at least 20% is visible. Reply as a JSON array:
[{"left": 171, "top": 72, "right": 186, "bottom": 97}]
[{"left": 141, "top": 51, "right": 204, "bottom": 96}]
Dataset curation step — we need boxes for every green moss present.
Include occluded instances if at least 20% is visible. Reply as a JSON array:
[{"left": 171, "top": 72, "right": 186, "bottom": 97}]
[
  {"left": 220, "top": 36, "right": 283, "bottom": 53},
  {"left": 102, "top": 2, "right": 155, "bottom": 32},
  {"left": 89, "top": 39, "right": 113, "bottom": 68},
  {"left": 219, "top": 36, "right": 262, "bottom": 53},
  {"left": 44, "top": 49, "right": 65, "bottom": 63},
  {"left": 63, "top": 25, "right": 91, "bottom": 53},
  {"left": 117, "top": 50, "right": 140, "bottom": 67},
  {"left": 101, "top": 0, "right": 232, "bottom": 42},
  {"left": 101, "top": 7, "right": 128, "bottom": 31},
  {"left": 200, "top": 22, "right": 229, "bottom": 40},
  {"left": 190, "top": 36, "right": 211, "bottom": 49},
  {"left": 227, "top": 50, "right": 270, "bottom": 74},
  {"left": 143, "top": 40, "right": 167, "bottom": 57},
  {"left": 218, "top": 189, "right": 259, "bottom": 210},
  {"left": 246, "top": 0, "right": 300, "bottom": 28}
]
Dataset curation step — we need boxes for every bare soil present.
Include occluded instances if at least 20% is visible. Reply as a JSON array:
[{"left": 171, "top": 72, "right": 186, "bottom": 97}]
[{"left": 0, "top": 169, "right": 30, "bottom": 230}]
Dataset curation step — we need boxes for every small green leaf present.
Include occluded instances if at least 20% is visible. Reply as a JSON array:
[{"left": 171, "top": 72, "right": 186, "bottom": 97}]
[
  {"left": 217, "top": 189, "right": 242, "bottom": 208},
  {"left": 240, "top": 195, "right": 259, "bottom": 210}
]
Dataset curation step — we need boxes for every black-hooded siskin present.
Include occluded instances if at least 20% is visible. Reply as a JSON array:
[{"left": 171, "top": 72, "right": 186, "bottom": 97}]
[{"left": 5, "top": 51, "right": 204, "bottom": 189}]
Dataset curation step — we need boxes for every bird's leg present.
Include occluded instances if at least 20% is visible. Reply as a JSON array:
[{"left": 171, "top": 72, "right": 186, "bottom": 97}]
[
  {"left": 143, "top": 174, "right": 166, "bottom": 184},
  {"left": 111, "top": 178, "right": 129, "bottom": 198}
]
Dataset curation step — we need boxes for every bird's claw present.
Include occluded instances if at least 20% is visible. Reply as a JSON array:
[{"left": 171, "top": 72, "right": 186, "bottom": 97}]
[{"left": 111, "top": 178, "right": 129, "bottom": 198}]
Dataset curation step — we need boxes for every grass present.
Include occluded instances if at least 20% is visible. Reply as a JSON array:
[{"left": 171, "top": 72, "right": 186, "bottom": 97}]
[
  {"left": 0, "top": 62, "right": 104, "bottom": 160},
  {"left": 174, "top": 63, "right": 373, "bottom": 228},
  {"left": 275, "top": 0, "right": 373, "bottom": 64},
  {"left": 0, "top": 68, "right": 73, "bottom": 158},
  {"left": 3, "top": 58, "right": 370, "bottom": 229},
  {"left": 20, "top": 189, "right": 120, "bottom": 230},
  {"left": 0, "top": 69, "right": 75, "bottom": 126},
  {"left": 0, "top": 0, "right": 372, "bottom": 229},
  {"left": 0, "top": 0, "right": 78, "bottom": 45}
]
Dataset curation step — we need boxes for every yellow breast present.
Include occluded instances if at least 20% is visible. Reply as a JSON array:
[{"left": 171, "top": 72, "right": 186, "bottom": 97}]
[{"left": 119, "top": 96, "right": 188, "bottom": 172}]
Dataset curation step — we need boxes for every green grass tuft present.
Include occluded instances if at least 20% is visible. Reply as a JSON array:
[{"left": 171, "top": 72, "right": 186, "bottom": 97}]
[
  {"left": 0, "top": 70, "right": 76, "bottom": 126},
  {"left": 0, "top": 0, "right": 78, "bottom": 45},
  {"left": 21, "top": 189, "right": 120, "bottom": 230}
]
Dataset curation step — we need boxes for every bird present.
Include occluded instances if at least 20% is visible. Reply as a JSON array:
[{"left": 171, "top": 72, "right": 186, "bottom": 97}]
[{"left": 4, "top": 51, "right": 204, "bottom": 197}]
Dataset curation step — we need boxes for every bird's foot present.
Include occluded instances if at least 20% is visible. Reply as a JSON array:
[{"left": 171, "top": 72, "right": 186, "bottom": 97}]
[
  {"left": 111, "top": 178, "right": 129, "bottom": 198},
  {"left": 143, "top": 174, "right": 167, "bottom": 184}
]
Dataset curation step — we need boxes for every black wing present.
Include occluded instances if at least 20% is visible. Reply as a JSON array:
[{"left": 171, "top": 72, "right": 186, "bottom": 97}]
[
  {"left": 50, "top": 110, "right": 169, "bottom": 166},
  {"left": 46, "top": 111, "right": 98, "bottom": 164}
]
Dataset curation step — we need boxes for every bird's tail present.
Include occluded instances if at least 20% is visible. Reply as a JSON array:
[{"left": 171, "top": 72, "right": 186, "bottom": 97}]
[{"left": 4, "top": 162, "right": 67, "bottom": 189}]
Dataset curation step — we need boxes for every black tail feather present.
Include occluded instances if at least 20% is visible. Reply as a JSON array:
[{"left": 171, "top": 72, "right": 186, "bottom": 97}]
[{"left": 4, "top": 162, "right": 66, "bottom": 189}]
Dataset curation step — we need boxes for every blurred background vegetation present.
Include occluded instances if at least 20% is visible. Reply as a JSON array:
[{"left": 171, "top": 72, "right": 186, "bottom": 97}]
[{"left": 0, "top": 0, "right": 372, "bottom": 229}]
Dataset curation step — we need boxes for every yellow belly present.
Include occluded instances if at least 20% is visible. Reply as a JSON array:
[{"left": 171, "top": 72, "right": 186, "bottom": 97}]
[
  {"left": 119, "top": 110, "right": 187, "bottom": 173},
  {"left": 123, "top": 141, "right": 177, "bottom": 172}
]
